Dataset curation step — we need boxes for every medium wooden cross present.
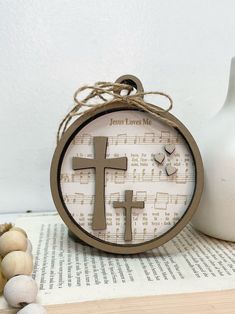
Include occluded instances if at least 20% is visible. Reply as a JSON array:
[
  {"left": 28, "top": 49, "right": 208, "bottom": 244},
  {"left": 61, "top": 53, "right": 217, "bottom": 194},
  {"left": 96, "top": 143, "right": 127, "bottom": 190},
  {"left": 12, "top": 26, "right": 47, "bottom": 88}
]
[
  {"left": 113, "top": 190, "right": 145, "bottom": 241},
  {"left": 72, "top": 136, "right": 127, "bottom": 230}
]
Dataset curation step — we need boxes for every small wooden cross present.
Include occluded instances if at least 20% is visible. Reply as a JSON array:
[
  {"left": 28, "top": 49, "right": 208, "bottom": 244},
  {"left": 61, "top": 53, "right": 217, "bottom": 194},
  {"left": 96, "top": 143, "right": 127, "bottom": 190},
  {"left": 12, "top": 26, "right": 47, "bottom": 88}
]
[
  {"left": 113, "top": 190, "right": 145, "bottom": 241},
  {"left": 72, "top": 136, "right": 127, "bottom": 230}
]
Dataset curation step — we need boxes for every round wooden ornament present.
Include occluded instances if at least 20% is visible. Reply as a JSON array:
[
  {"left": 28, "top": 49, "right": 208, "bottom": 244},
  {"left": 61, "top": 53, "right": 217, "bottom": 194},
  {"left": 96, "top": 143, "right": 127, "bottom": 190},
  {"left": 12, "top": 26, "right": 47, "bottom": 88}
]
[{"left": 50, "top": 75, "right": 204, "bottom": 254}]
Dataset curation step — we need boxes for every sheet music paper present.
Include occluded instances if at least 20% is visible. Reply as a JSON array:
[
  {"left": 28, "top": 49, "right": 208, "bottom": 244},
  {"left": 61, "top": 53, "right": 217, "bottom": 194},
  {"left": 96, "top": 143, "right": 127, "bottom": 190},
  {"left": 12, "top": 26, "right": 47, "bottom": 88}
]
[
  {"left": 0, "top": 213, "right": 234, "bottom": 309},
  {"left": 60, "top": 110, "right": 195, "bottom": 244}
]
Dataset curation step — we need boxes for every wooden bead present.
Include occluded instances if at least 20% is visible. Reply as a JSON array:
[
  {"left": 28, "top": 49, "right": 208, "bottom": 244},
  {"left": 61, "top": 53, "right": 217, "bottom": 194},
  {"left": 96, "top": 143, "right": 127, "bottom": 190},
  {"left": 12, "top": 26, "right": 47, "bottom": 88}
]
[
  {"left": 3, "top": 275, "right": 37, "bottom": 308},
  {"left": 0, "top": 231, "right": 27, "bottom": 257},
  {"left": 17, "top": 303, "right": 47, "bottom": 313},
  {"left": 10, "top": 227, "right": 28, "bottom": 238},
  {"left": 1, "top": 251, "right": 33, "bottom": 279}
]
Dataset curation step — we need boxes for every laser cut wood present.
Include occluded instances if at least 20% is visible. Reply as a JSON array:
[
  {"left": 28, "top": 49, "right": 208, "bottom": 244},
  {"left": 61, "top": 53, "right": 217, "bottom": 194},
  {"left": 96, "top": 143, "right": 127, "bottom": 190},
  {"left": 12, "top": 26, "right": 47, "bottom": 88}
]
[
  {"left": 72, "top": 136, "right": 127, "bottom": 230},
  {"left": 165, "top": 165, "right": 178, "bottom": 176},
  {"left": 165, "top": 144, "right": 175, "bottom": 155},
  {"left": 50, "top": 74, "right": 204, "bottom": 254},
  {"left": 113, "top": 190, "right": 144, "bottom": 241},
  {"left": 154, "top": 153, "right": 165, "bottom": 164}
]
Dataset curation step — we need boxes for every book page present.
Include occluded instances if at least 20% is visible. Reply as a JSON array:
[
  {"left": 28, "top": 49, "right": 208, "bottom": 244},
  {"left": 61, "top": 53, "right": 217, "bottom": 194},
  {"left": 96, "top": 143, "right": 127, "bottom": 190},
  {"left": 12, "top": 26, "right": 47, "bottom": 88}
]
[{"left": 0, "top": 213, "right": 234, "bottom": 309}]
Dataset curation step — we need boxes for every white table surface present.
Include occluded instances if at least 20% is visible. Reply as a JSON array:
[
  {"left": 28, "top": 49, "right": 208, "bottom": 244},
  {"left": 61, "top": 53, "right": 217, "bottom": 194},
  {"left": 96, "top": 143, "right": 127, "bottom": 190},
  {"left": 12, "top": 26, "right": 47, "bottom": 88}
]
[
  {"left": 0, "top": 211, "right": 56, "bottom": 224},
  {"left": 0, "top": 213, "right": 20, "bottom": 224}
]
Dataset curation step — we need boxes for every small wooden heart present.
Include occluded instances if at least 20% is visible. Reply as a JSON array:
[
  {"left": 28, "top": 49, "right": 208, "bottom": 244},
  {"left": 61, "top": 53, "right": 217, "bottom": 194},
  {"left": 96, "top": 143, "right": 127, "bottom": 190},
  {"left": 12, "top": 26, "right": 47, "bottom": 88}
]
[
  {"left": 154, "top": 153, "right": 165, "bottom": 164},
  {"left": 165, "top": 144, "right": 175, "bottom": 155},
  {"left": 166, "top": 165, "right": 177, "bottom": 176}
]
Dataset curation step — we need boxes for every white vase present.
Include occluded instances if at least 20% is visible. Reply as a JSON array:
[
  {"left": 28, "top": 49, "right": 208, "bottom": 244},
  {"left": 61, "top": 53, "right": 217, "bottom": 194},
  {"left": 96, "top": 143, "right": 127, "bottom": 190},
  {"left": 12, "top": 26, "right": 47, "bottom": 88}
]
[{"left": 192, "top": 57, "right": 235, "bottom": 242}]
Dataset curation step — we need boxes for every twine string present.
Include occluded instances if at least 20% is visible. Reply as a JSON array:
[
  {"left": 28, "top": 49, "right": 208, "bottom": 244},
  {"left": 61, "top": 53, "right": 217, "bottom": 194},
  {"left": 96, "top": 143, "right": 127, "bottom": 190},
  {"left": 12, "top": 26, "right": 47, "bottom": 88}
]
[{"left": 57, "top": 82, "right": 174, "bottom": 144}]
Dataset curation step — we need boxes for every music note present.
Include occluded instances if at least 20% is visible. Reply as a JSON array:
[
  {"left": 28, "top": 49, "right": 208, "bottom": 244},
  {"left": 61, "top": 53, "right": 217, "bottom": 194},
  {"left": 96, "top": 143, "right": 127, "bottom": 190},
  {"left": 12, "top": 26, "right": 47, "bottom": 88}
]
[
  {"left": 154, "top": 192, "right": 169, "bottom": 210},
  {"left": 135, "top": 191, "right": 147, "bottom": 202},
  {"left": 115, "top": 133, "right": 127, "bottom": 145},
  {"left": 159, "top": 130, "right": 170, "bottom": 143}
]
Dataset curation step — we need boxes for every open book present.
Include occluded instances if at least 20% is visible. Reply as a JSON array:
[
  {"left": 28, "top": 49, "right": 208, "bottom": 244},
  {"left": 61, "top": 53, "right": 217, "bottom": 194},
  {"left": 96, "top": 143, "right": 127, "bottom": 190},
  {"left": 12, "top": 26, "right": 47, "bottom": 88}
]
[{"left": 0, "top": 213, "right": 235, "bottom": 313}]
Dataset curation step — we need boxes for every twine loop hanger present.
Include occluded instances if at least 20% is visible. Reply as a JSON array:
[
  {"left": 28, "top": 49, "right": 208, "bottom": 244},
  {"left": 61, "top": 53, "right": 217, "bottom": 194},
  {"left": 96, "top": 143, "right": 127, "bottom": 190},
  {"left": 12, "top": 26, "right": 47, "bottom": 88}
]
[{"left": 57, "top": 74, "right": 174, "bottom": 143}]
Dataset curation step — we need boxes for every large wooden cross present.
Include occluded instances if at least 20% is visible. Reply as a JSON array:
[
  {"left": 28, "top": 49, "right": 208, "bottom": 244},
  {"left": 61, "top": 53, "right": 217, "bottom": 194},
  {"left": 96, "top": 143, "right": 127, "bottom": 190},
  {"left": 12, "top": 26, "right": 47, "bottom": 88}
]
[
  {"left": 113, "top": 190, "right": 145, "bottom": 241},
  {"left": 72, "top": 136, "right": 127, "bottom": 230}
]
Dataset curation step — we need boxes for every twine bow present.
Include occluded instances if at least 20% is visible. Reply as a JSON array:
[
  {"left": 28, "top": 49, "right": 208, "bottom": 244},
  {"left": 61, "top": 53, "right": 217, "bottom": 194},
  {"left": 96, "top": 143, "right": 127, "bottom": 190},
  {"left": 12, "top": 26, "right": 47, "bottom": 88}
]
[{"left": 57, "top": 81, "right": 174, "bottom": 144}]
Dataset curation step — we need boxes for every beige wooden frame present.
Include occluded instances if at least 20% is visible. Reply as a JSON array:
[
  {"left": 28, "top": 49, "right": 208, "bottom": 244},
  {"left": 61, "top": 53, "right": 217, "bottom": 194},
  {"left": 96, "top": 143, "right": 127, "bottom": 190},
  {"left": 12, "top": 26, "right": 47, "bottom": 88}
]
[{"left": 50, "top": 102, "right": 204, "bottom": 254}]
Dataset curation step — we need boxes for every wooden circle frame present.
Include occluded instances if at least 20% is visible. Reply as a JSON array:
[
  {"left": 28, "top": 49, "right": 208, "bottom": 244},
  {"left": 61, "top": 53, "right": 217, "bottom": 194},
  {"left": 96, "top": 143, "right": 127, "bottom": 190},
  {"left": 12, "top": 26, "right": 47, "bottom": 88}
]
[{"left": 50, "top": 102, "right": 204, "bottom": 254}]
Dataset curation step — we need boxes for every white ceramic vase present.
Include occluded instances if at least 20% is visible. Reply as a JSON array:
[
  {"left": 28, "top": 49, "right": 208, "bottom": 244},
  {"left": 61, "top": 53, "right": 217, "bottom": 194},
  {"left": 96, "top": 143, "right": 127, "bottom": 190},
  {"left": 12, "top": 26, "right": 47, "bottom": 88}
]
[{"left": 192, "top": 57, "right": 235, "bottom": 242}]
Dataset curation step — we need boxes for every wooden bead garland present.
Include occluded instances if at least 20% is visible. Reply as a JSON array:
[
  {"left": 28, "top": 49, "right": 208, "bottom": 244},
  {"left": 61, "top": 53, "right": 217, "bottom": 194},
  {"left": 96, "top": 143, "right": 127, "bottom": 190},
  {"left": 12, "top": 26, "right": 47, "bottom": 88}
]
[
  {"left": 0, "top": 224, "right": 47, "bottom": 313},
  {"left": 0, "top": 231, "right": 27, "bottom": 257},
  {"left": 1, "top": 251, "right": 33, "bottom": 279},
  {"left": 4, "top": 275, "right": 38, "bottom": 308}
]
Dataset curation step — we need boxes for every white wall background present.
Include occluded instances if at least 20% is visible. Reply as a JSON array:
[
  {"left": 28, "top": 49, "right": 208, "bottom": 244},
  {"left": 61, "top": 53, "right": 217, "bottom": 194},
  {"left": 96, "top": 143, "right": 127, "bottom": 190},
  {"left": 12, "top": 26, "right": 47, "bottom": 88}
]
[{"left": 0, "top": 0, "right": 234, "bottom": 213}]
